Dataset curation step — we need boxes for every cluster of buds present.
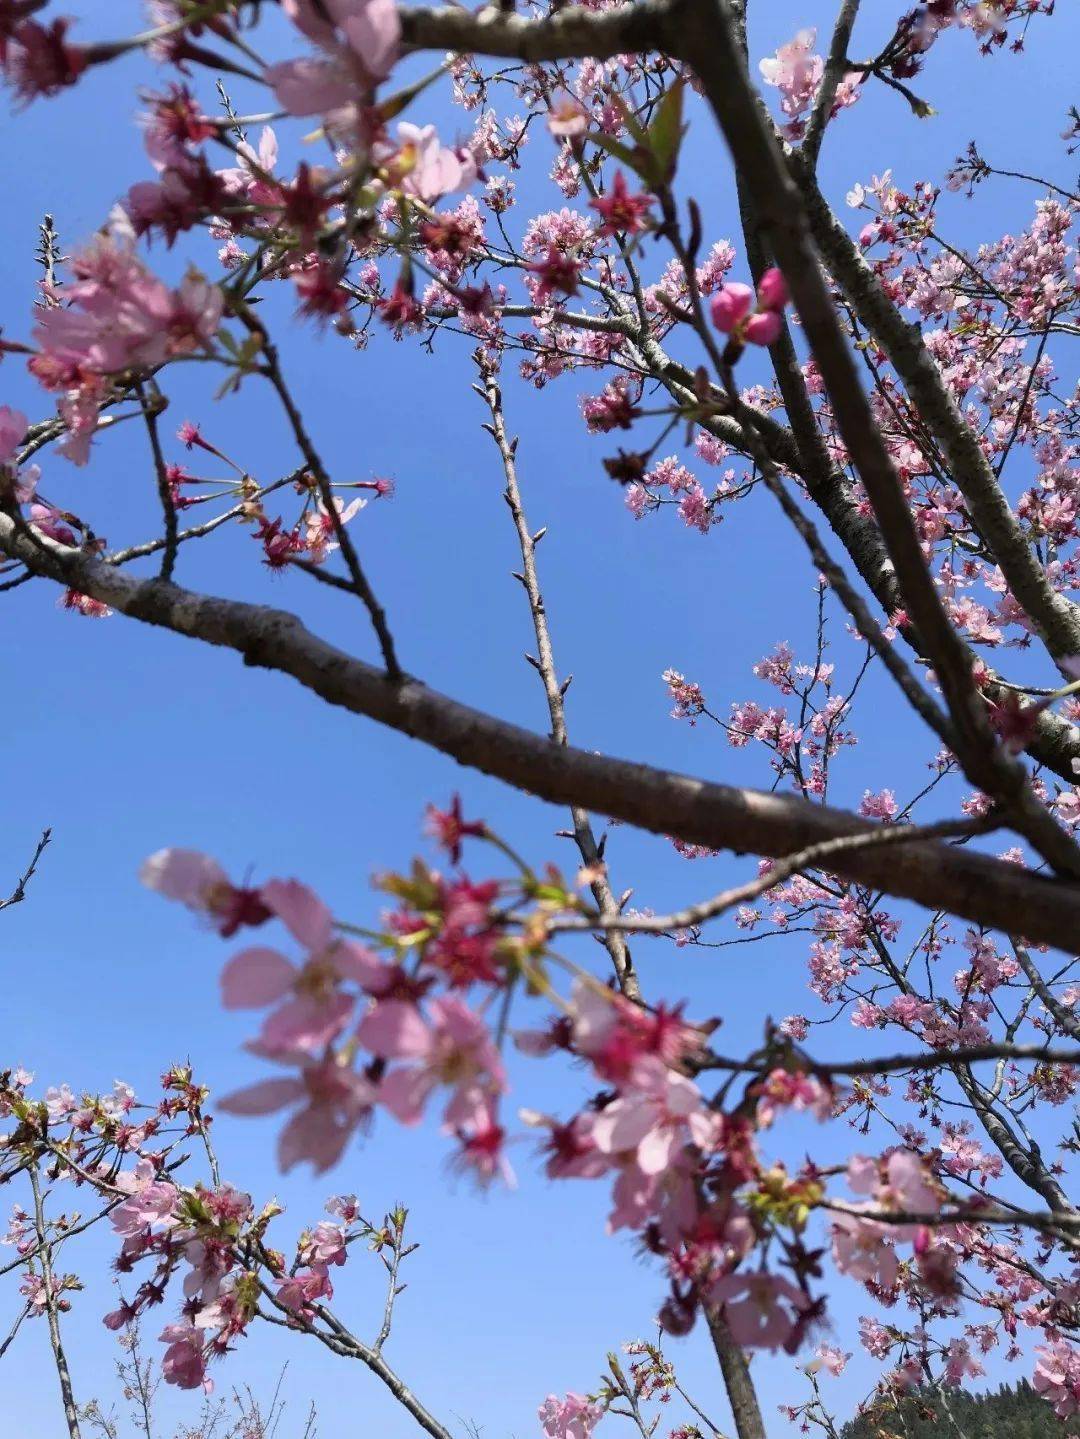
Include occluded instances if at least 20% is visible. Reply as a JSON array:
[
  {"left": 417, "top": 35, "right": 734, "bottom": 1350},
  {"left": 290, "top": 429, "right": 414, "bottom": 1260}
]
[{"left": 710, "top": 267, "right": 790, "bottom": 355}]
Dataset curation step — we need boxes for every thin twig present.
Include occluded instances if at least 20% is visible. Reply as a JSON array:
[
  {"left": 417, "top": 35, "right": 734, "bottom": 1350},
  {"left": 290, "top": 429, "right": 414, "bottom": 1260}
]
[
  {"left": 135, "top": 380, "right": 178, "bottom": 581},
  {"left": 0, "top": 829, "right": 52, "bottom": 913},
  {"left": 235, "top": 302, "right": 403, "bottom": 680},
  {"left": 29, "top": 1167, "right": 82, "bottom": 1439},
  {"left": 802, "top": 0, "right": 861, "bottom": 166},
  {"left": 475, "top": 355, "right": 640, "bottom": 1001},
  {"left": 550, "top": 816, "right": 987, "bottom": 937},
  {"left": 699, "top": 1040, "right": 1080, "bottom": 1078}
]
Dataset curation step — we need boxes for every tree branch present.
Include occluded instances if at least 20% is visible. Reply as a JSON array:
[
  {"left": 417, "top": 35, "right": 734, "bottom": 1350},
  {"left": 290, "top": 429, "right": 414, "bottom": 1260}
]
[
  {"left": 699, "top": 1040, "right": 1080, "bottom": 1078},
  {"left": 0, "top": 828, "right": 51, "bottom": 913},
  {"left": 475, "top": 354, "right": 640, "bottom": 1001},
  {"left": 788, "top": 148, "right": 1080, "bottom": 665},
  {"left": 670, "top": 0, "right": 1080, "bottom": 881},
  {"left": 550, "top": 816, "right": 987, "bottom": 937},
  {"left": 29, "top": 1167, "right": 82, "bottom": 1439},
  {"left": 398, "top": 0, "right": 676, "bottom": 62},
  {"left": 6, "top": 516, "right": 1080, "bottom": 948},
  {"left": 801, "top": 0, "right": 861, "bottom": 167}
]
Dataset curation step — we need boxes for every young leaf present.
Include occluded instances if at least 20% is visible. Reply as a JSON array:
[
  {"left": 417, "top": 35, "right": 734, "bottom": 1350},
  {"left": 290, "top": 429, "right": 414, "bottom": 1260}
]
[{"left": 647, "top": 78, "right": 686, "bottom": 182}]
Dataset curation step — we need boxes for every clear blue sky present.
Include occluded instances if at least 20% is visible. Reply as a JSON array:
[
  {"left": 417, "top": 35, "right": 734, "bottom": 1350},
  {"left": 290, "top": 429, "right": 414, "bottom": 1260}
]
[{"left": 1, "top": 4, "right": 1077, "bottom": 1435}]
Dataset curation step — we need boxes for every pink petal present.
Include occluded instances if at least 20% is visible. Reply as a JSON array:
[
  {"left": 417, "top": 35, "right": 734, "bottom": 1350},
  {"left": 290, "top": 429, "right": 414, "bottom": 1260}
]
[
  {"left": 342, "top": 0, "right": 400, "bottom": 79},
  {"left": 140, "top": 848, "right": 227, "bottom": 907},
  {"left": 260, "top": 991, "right": 353, "bottom": 1053},
  {"left": 663, "top": 1071, "right": 703, "bottom": 1117},
  {"left": 591, "top": 1097, "right": 655, "bottom": 1155},
  {"left": 266, "top": 57, "right": 354, "bottom": 118},
  {"left": 846, "top": 1154, "right": 876, "bottom": 1195},
  {"left": 218, "top": 1077, "right": 304, "bottom": 1115},
  {"left": 378, "top": 1066, "right": 430, "bottom": 1125},
  {"left": 260, "top": 878, "right": 334, "bottom": 952},
  {"left": 356, "top": 999, "right": 431, "bottom": 1059},
  {"left": 278, "top": 1103, "right": 352, "bottom": 1174},
  {"left": 744, "top": 310, "right": 783, "bottom": 346},
  {"left": 0, "top": 405, "right": 28, "bottom": 464},
  {"left": 637, "top": 1125, "right": 678, "bottom": 1176},
  {"left": 328, "top": 939, "right": 387, "bottom": 991},
  {"left": 441, "top": 1081, "right": 492, "bottom": 1133},
  {"left": 220, "top": 947, "right": 297, "bottom": 1009},
  {"left": 282, "top": 0, "right": 339, "bottom": 45}
]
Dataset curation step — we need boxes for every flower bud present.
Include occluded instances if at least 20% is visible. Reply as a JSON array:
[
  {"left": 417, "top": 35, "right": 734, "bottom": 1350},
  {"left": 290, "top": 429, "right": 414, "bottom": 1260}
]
[
  {"left": 709, "top": 282, "right": 754, "bottom": 334},
  {"left": 756, "top": 266, "right": 789, "bottom": 311}
]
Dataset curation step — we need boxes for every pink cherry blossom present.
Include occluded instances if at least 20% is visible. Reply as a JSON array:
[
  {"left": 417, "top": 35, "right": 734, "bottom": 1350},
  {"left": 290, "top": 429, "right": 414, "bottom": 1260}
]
[
  {"left": 815, "top": 1343, "right": 850, "bottom": 1377},
  {"left": 538, "top": 1393, "right": 603, "bottom": 1439},
  {"left": 547, "top": 93, "right": 589, "bottom": 139},
  {"left": 756, "top": 266, "right": 789, "bottom": 311},
  {"left": 140, "top": 849, "right": 272, "bottom": 938},
  {"left": 829, "top": 1210, "right": 898, "bottom": 1288},
  {"left": 591, "top": 1057, "right": 715, "bottom": 1176},
  {"left": 220, "top": 878, "right": 386, "bottom": 1055},
  {"left": 374, "top": 996, "right": 506, "bottom": 1130},
  {"left": 1034, "top": 1341, "right": 1080, "bottom": 1418},
  {"left": 282, "top": 0, "right": 399, "bottom": 78},
  {"left": 709, "top": 1271, "right": 809, "bottom": 1350},
  {"left": 275, "top": 1264, "right": 333, "bottom": 1317},
  {"left": 159, "top": 1322, "right": 211, "bottom": 1391},
  {"left": 220, "top": 1050, "right": 377, "bottom": 1174},
  {"left": 743, "top": 310, "right": 782, "bottom": 346},
  {"left": 300, "top": 1221, "right": 348, "bottom": 1267},
  {"left": 110, "top": 1158, "right": 179, "bottom": 1239},
  {"left": 758, "top": 28, "right": 824, "bottom": 137},
  {"left": 376, "top": 123, "right": 476, "bottom": 204}
]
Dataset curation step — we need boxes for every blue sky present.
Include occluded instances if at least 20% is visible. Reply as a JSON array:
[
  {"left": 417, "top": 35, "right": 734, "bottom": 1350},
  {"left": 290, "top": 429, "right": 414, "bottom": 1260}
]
[{"left": 1, "top": 3, "right": 1078, "bottom": 1435}]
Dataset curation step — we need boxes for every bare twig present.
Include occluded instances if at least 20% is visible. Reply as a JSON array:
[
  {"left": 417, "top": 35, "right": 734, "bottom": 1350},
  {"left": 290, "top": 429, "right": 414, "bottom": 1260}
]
[
  {"left": 235, "top": 302, "right": 403, "bottom": 680},
  {"left": 699, "top": 1040, "right": 1080, "bottom": 1078},
  {"left": 0, "top": 829, "right": 52, "bottom": 913},
  {"left": 550, "top": 816, "right": 989, "bottom": 937},
  {"left": 29, "top": 1167, "right": 82, "bottom": 1439},
  {"left": 475, "top": 355, "right": 640, "bottom": 1001},
  {"left": 134, "top": 380, "right": 179, "bottom": 581}
]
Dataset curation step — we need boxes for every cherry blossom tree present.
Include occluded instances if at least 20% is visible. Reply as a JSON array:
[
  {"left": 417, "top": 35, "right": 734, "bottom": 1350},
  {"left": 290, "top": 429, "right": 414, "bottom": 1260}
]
[{"left": 2, "top": 1, "right": 1080, "bottom": 1436}]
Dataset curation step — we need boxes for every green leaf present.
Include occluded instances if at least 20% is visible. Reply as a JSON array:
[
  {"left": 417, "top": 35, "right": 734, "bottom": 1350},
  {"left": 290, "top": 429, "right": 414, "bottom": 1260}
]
[
  {"left": 585, "top": 130, "right": 649, "bottom": 180},
  {"left": 377, "top": 63, "right": 445, "bottom": 123},
  {"left": 647, "top": 78, "right": 686, "bottom": 182}
]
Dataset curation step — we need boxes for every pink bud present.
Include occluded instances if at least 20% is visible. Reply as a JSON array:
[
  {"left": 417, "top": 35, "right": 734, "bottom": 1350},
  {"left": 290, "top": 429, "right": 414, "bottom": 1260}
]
[
  {"left": 744, "top": 310, "right": 783, "bottom": 347},
  {"left": 756, "top": 266, "right": 789, "bottom": 312},
  {"left": 709, "top": 282, "right": 754, "bottom": 334}
]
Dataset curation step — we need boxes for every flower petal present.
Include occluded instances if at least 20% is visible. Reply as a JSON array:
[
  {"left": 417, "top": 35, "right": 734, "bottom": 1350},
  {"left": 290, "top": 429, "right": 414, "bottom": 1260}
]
[{"left": 220, "top": 947, "right": 297, "bottom": 1009}]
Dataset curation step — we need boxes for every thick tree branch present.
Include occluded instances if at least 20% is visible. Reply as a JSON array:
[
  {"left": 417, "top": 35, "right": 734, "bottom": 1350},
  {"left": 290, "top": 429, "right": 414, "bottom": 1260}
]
[
  {"left": 1010, "top": 940, "right": 1080, "bottom": 1040},
  {"left": 399, "top": 0, "right": 675, "bottom": 61},
  {"left": 705, "top": 1309, "right": 765, "bottom": 1439},
  {"left": 6, "top": 515, "right": 1080, "bottom": 949}
]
